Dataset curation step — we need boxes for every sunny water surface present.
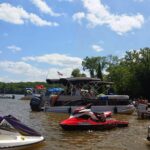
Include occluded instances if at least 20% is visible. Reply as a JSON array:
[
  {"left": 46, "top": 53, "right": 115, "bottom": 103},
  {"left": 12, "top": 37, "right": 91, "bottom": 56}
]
[{"left": 0, "top": 95, "right": 150, "bottom": 150}]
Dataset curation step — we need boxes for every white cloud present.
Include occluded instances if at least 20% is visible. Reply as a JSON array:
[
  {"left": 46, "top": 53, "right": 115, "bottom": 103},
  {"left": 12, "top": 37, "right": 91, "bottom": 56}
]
[
  {"left": 29, "top": 13, "right": 58, "bottom": 26},
  {"left": 22, "top": 53, "right": 82, "bottom": 68},
  {"left": 7, "top": 45, "right": 22, "bottom": 53},
  {"left": 0, "top": 52, "right": 90, "bottom": 82},
  {"left": 0, "top": 61, "right": 41, "bottom": 75},
  {"left": 92, "top": 44, "right": 103, "bottom": 52},
  {"left": 73, "top": 12, "right": 85, "bottom": 24},
  {"left": 31, "top": 0, "right": 62, "bottom": 17},
  {"left": 0, "top": 3, "right": 59, "bottom": 27},
  {"left": 0, "top": 61, "right": 47, "bottom": 81},
  {"left": 73, "top": 0, "right": 144, "bottom": 35},
  {"left": 0, "top": 76, "right": 16, "bottom": 82},
  {"left": 0, "top": 59, "right": 87, "bottom": 82}
]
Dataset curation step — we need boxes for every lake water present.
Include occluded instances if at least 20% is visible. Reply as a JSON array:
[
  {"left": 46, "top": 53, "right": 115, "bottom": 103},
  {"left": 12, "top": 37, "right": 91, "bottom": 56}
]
[{"left": 0, "top": 95, "right": 150, "bottom": 150}]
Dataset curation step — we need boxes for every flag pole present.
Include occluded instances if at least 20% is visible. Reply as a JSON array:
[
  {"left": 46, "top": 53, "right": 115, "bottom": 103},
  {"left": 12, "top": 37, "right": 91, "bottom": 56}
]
[
  {"left": 57, "top": 71, "right": 63, "bottom": 78},
  {"left": 46, "top": 70, "right": 49, "bottom": 79}
]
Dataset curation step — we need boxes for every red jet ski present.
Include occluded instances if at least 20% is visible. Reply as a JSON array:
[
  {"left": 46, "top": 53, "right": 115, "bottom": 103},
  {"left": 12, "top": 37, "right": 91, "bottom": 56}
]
[{"left": 60, "top": 105, "right": 128, "bottom": 130}]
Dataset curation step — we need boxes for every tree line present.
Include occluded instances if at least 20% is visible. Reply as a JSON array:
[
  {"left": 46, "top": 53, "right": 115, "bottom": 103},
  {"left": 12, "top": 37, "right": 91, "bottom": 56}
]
[
  {"left": 71, "top": 47, "right": 150, "bottom": 99},
  {"left": 0, "top": 82, "right": 49, "bottom": 94}
]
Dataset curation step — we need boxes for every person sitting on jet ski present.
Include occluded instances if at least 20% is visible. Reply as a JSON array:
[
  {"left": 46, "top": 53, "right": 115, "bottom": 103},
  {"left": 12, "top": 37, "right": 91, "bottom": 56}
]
[
  {"left": 72, "top": 105, "right": 106, "bottom": 122},
  {"left": 94, "top": 112, "right": 106, "bottom": 122}
]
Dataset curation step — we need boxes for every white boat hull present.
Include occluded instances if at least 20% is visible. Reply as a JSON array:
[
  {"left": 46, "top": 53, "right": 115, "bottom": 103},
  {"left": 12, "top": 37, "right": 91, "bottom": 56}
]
[
  {"left": 0, "top": 135, "right": 44, "bottom": 149},
  {"left": 44, "top": 105, "right": 135, "bottom": 114}
]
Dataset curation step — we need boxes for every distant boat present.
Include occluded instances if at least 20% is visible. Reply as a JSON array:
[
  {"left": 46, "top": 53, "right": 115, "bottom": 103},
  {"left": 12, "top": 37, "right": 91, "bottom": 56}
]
[
  {"left": 0, "top": 86, "right": 15, "bottom": 99},
  {"left": 20, "top": 87, "right": 34, "bottom": 100},
  {"left": 20, "top": 86, "right": 45, "bottom": 100},
  {"left": 0, "top": 115, "right": 44, "bottom": 149},
  {"left": 0, "top": 94, "right": 15, "bottom": 99}
]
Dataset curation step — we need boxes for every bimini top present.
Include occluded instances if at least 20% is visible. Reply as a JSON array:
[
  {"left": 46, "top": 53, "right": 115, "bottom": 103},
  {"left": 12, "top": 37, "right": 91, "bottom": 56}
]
[{"left": 46, "top": 77, "right": 113, "bottom": 85}]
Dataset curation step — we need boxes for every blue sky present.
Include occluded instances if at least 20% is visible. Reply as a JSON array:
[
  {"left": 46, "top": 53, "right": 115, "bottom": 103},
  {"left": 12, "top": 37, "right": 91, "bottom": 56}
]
[{"left": 0, "top": 0, "right": 149, "bottom": 82}]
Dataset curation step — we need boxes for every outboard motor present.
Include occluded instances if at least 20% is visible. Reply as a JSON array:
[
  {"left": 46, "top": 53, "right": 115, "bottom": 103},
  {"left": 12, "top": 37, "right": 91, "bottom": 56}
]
[{"left": 30, "top": 96, "right": 43, "bottom": 111}]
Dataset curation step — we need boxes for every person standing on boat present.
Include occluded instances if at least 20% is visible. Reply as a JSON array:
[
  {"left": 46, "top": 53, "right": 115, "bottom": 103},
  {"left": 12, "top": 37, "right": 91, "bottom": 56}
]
[
  {"left": 82, "top": 86, "right": 95, "bottom": 98},
  {"left": 75, "top": 85, "right": 81, "bottom": 96},
  {"left": 88, "top": 87, "right": 95, "bottom": 98},
  {"left": 71, "top": 84, "right": 76, "bottom": 96}
]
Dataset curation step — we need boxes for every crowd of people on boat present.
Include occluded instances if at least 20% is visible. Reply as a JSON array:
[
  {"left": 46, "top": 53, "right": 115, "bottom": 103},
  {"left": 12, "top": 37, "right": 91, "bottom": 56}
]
[
  {"left": 47, "top": 83, "right": 117, "bottom": 107},
  {"left": 48, "top": 84, "right": 96, "bottom": 106},
  {"left": 70, "top": 84, "right": 95, "bottom": 98},
  {"left": 133, "top": 97, "right": 149, "bottom": 108}
]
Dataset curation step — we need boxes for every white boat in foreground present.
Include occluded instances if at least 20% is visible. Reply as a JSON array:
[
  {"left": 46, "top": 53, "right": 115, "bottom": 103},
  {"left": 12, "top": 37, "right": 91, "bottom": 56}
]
[
  {"left": 0, "top": 134, "right": 44, "bottom": 149},
  {"left": 0, "top": 115, "right": 44, "bottom": 149}
]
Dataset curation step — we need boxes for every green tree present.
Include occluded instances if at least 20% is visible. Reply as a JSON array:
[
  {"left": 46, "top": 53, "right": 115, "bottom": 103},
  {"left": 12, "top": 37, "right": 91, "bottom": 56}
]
[
  {"left": 97, "top": 63, "right": 103, "bottom": 80},
  {"left": 71, "top": 68, "right": 86, "bottom": 77},
  {"left": 82, "top": 56, "right": 107, "bottom": 79},
  {"left": 106, "top": 48, "right": 150, "bottom": 99},
  {"left": 82, "top": 57, "right": 99, "bottom": 77}
]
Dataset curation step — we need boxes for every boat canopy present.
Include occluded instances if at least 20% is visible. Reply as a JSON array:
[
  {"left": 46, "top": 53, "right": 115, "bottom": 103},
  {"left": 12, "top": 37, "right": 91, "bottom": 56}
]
[{"left": 46, "top": 77, "right": 113, "bottom": 85}]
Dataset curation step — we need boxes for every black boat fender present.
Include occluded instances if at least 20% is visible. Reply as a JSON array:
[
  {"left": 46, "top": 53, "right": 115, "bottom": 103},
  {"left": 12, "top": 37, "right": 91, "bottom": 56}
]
[
  {"left": 68, "top": 107, "right": 72, "bottom": 114},
  {"left": 114, "top": 106, "right": 118, "bottom": 114}
]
